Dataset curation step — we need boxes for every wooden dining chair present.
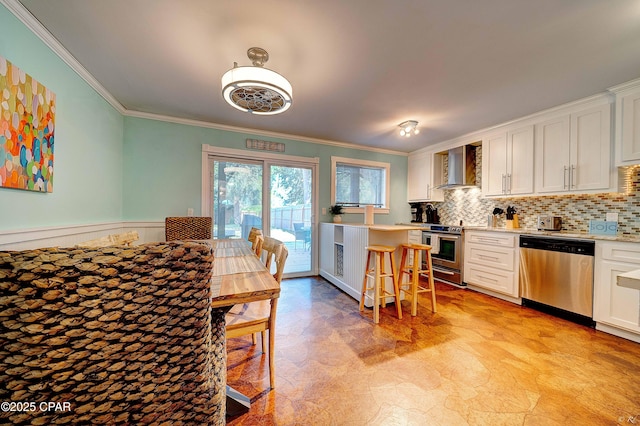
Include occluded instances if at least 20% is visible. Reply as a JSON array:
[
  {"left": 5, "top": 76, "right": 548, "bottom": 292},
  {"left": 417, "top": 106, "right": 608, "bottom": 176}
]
[
  {"left": 165, "top": 216, "right": 212, "bottom": 241},
  {"left": 262, "top": 236, "right": 284, "bottom": 271},
  {"left": 225, "top": 239, "right": 288, "bottom": 389},
  {"left": 252, "top": 234, "right": 264, "bottom": 257},
  {"left": 248, "top": 227, "right": 263, "bottom": 256}
]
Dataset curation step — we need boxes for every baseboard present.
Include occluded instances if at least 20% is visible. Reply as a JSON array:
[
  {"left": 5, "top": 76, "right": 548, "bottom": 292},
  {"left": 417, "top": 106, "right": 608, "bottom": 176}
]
[{"left": 595, "top": 322, "right": 640, "bottom": 344}]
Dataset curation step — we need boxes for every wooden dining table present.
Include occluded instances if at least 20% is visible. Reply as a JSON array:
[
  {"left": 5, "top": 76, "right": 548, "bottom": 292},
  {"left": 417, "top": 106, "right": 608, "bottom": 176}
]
[{"left": 207, "top": 238, "right": 280, "bottom": 417}]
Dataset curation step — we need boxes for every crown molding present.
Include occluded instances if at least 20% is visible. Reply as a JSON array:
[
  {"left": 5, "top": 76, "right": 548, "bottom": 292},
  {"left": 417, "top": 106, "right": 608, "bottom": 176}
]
[
  {"left": 410, "top": 92, "right": 612, "bottom": 155},
  {"left": 1, "top": 0, "right": 126, "bottom": 114},
  {"left": 125, "top": 110, "right": 408, "bottom": 156},
  {"left": 608, "top": 76, "right": 640, "bottom": 94},
  {"left": 2, "top": 0, "right": 406, "bottom": 157}
]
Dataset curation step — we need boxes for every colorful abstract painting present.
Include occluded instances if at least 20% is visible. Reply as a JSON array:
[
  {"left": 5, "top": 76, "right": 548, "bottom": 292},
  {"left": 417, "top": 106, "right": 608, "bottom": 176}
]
[{"left": 0, "top": 55, "right": 55, "bottom": 192}]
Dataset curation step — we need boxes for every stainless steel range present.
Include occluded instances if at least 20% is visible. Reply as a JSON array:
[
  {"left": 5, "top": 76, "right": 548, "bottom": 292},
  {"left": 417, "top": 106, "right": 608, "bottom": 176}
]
[{"left": 421, "top": 224, "right": 465, "bottom": 287}]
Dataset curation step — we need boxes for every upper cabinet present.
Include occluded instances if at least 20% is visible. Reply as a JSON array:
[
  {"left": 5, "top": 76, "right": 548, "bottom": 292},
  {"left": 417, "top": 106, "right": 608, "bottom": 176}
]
[
  {"left": 535, "top": 102, "right": 612, "bottom": 194},
  {"left": 610, "top": 78, "right": 640, "bottom": 166},
  {"left": 407, "top": 150, "right": 444, "bottom": 202},
  {"left": 482, "top": 125, "right": 534, "bottom": 196}
]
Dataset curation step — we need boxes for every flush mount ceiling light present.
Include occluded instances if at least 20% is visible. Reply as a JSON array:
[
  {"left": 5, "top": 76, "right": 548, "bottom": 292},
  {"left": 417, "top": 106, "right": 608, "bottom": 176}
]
[
  {"left": 221, "top": 47, "right": 293, "bottom": 115},
  {"left": 398, "top": 120, "right": 420, "bottom": 137}
]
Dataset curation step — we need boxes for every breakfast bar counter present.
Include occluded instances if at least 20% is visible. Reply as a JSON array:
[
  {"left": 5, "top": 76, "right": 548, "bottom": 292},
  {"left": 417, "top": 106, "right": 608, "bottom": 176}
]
[{"left": 319, "top": 223, "right": 422, "bottom": 306}]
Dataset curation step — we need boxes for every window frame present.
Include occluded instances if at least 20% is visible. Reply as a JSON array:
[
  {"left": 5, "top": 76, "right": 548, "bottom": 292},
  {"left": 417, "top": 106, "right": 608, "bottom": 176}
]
[{"left": 330, "top": 156, "right": 390, "bottom": 214}]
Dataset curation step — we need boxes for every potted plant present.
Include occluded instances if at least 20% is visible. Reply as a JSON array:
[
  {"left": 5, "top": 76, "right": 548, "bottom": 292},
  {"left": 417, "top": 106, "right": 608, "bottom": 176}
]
[{"left": 329, "top": 204, "right": 344, "bottom": 223}]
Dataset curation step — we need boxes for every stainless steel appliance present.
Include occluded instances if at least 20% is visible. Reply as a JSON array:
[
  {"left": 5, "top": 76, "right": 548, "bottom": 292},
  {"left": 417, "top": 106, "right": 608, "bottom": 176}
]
[
  {"left": 437, "top": 144, "right": 478, "bottom": 190},
  {"left": 537, "top": 215, "right": 562, "bottom": 231},
  {"left": 421, "top": 225, "right": 464, "bottom": 287},
  {"left": 519, "top": 235, "right": 595, "bottom": 325}
]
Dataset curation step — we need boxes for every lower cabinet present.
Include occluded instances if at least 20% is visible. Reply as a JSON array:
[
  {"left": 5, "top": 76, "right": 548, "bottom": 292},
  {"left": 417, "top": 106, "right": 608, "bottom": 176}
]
[
  {"left": 319, "top": 223, "right": 412, "bottom": 307},
  {"left": 594, "top": 241, "right": 640, "bottom": 342},
  {"left": 319, "top": 223, "right": 371, "bottom": 304},
  {"left": 464, "top": 231, "right": 519, "bottom": 300},
  {"left": 407, "top": 229, "right": 422, "bottom": 265}
]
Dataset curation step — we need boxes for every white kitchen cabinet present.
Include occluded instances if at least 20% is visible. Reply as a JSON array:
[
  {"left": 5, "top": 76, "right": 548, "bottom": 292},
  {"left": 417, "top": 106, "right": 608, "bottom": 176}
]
[
  {"left": 482, "top": 125, "right": 534, "bottom": 196},
  {"left": 319, "top": 222, "right": 335, "bottom": 276},
  {"left": 319, "top": 223, "right": 412, "bottom": 307},
  {"left": 464, "top": 231, "right": 520, "bottom": 300},
  {"left": 594, "top": 241, "right": 640, "bottom": 342},
  {"left": 610, "top": 78, "right": 640, "bottom": 166},
  {"left": 407, "top": 150, "right": 443, "bottom": 202},
  {"left": 407, "top": 229, "right": 422, "bottom": 266},
  {"left": 535, "top": 103, "right": 612, "bottom": 193},
  {"left": 320, "top": 223, "right": 366, "bottom": 300}
]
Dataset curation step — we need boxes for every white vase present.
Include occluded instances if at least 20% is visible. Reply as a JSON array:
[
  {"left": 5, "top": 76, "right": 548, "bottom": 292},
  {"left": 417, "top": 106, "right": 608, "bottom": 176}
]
[{"left": 333, "top": 215, "right": 342, "bottom": 223}]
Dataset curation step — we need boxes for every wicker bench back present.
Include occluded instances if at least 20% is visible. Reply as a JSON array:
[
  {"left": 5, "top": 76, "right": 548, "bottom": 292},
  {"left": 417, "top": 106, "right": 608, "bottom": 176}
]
[{"left": 0, "top": 241, "right": 225, "bottom": 425}]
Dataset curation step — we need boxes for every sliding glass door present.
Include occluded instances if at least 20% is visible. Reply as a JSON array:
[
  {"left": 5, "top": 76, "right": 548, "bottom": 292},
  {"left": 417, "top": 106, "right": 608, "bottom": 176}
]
[
  {"left": 269, "top": 164, "right": 313, "bottom": 274},
  {"left": 211, "top": 159, "right": 263, "bottom": 240},
  {"left": 205, "top": 147, "right": 317, "bottom": 277}
]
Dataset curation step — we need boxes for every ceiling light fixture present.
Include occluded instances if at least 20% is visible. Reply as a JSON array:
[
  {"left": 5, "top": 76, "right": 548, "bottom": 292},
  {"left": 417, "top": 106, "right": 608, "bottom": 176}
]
[
  {"left": 398, "top": 120, "right": 420, "bottom": 137},
  {"left": 221, "top": 47, "right": 293, "bottom": 115}
]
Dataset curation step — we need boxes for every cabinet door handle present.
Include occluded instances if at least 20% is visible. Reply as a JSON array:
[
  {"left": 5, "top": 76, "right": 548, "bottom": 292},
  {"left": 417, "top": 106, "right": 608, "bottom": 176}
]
[
  {"left": 571, "top": 164, "right": 576, "bottom": 189},
  {"left": 506, "top": 173, "right": 511, "bottom": 194},
  {"left": 477, "top": 237, "right": 500, "bottom": 244},
  {"left": 478, "top": 254, "right": 500, "bottom": 261},
  {"left": 563, "top": 166, "right": 569, "bottom": 190},
  {"left": 501, "top": 174, "right": 506, "bottom": 194},
  {"left": 477, "top": 274, "right": 499, "bottom": 283}
]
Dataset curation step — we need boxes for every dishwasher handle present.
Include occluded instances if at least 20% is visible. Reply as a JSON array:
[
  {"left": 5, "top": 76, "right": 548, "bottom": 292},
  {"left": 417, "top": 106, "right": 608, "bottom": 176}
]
[{"left": 519, "top": 235, "right": 594, "bottom": 256}]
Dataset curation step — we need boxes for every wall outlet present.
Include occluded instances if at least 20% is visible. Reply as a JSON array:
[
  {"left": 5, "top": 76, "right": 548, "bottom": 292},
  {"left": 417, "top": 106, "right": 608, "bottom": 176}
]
[
  {"left": 187, "top": 208, "right": 194, "bottom": 217},
  {"left": 322, "top": 207, "right": 327, "bottom": 215},
  {"left": 606, "top": 212, "right": 618, "bottom": 222}
]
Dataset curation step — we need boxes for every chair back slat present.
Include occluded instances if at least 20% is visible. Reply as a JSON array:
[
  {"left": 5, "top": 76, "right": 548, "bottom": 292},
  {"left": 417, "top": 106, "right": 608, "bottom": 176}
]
[
  {"left": 262, "top": 236, "right": 284, "bottom": 270},
  {"left": 273, "top": 245, "right": 288, "bottom": 283},
  {"left": 248, "top": 227, "right": 263, "bottom": 255}
]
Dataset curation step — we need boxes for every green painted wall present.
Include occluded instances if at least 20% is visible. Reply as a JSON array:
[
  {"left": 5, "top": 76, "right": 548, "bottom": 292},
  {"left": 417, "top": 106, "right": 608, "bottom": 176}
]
[
  {"left": 123, "top": 116, "right": 410, "bottom": 225},
  {"left": 0, "top": 4, "right": 123, "bottom": 231},
  {"left": 0, "top": 4, "right": 409, "bottom": 231}
]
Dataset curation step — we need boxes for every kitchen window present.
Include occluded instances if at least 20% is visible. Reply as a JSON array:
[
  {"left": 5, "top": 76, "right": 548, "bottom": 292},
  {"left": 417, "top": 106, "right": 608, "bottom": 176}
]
[{"left": 331, "top": 156, "right": 390, "bottom": 213}]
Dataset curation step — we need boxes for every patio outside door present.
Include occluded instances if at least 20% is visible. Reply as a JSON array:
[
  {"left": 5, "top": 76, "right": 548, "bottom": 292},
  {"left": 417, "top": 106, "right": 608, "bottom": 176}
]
[
  {"left": 269, "top": 164, "right": 312, "bottom": 275},
  {"left": 207, "top": 151, "right": 316, "bottom": 277},
  {"left": 211, "top": 159, "right": 263, "bottom": 240}
]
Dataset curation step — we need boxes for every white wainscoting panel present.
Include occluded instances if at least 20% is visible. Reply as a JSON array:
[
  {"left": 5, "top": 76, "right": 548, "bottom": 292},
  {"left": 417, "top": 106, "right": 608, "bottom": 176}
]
[{"left": 0, "top": 221, "right": 165, "bottom": 250}]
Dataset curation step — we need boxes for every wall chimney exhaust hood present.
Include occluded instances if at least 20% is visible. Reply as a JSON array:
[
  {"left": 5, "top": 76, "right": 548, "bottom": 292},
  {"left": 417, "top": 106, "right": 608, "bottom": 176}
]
[{"left": 437, "top": 144, "right": 478, "bottom": 189}]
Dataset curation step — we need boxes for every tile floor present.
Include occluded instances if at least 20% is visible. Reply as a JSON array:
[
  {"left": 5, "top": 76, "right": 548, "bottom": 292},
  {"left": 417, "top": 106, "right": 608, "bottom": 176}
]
[{"left": 226, "top": 277, "right": 640, "bottom": 425}]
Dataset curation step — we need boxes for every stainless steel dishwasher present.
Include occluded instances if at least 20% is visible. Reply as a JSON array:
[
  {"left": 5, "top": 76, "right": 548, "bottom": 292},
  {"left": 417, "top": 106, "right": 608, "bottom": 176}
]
[{"left": 519, "top": 235, "right": 595, "bottom": 324}]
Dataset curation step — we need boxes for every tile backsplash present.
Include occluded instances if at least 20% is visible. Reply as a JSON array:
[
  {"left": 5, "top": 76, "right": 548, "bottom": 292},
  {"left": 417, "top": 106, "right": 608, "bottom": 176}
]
[{"left": 422, "top": 145, "right": 640, "bottom": 234}]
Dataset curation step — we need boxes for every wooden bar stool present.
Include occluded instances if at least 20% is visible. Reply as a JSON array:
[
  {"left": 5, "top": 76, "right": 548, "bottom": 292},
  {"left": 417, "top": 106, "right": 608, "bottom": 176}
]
[
  {"left": 359, "top": 245, "right": 403, "bottom": 324},
  {"left": 398, "top": 243, "right": 437, "bottom": 316}
]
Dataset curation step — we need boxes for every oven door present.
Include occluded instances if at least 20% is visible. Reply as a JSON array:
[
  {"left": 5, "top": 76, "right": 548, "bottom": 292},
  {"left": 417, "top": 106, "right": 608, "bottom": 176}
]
[{"left": 422, "top": 232, "right": 462, "bottom": 271}]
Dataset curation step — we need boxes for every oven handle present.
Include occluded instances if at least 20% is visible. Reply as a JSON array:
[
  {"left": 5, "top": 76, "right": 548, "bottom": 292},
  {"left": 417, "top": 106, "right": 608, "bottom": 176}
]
[
  {"left": 422, "top": 232, "right": 461, "bottom": 240},
  {"left": 432, "top": 266, "right": 455, "bottom": 275}
]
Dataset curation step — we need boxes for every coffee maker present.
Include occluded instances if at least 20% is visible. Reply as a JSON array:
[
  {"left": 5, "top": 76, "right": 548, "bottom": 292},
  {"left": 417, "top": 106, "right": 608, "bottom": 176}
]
[
  {"left": 410, "top": 203, "right": 423, "bottom": 223},
  {"left": 425, "top": 204, "right": 440, "bottom": 224}
]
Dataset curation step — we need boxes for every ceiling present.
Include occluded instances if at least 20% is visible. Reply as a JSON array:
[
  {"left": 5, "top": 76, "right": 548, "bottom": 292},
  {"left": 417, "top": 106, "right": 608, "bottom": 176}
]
[{"left": 14, "top": 0, "right": 640, "bottom": 153}]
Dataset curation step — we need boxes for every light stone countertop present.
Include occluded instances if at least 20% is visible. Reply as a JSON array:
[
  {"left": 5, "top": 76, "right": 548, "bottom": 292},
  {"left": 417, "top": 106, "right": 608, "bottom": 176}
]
[
  {"left": 397, "top": 222, "right": 627, "bottom": 240},
  {"left": 331, "top": 223, "right": 424, "bottom": 231},
  {"left": 461, "top": 225, "right": 640, "bottom": 243}
]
